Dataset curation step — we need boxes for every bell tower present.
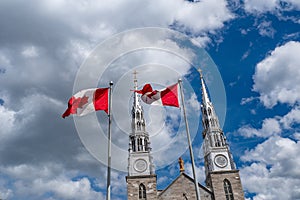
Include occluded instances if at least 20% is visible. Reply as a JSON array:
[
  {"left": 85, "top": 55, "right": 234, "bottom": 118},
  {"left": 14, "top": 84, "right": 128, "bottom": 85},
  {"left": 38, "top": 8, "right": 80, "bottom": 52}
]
[
  {"left": 126, "top": 71, "right": 157, "bottom": 200},
  {"left": 200, "top": 70, "right": 245, "bottom": 200}
]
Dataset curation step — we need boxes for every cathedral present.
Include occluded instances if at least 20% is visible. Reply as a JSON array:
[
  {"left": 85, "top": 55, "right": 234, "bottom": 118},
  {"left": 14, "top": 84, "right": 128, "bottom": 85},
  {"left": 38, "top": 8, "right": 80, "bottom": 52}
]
[{"left": 126, "top": 72, "right": 245, "bottom": 200}]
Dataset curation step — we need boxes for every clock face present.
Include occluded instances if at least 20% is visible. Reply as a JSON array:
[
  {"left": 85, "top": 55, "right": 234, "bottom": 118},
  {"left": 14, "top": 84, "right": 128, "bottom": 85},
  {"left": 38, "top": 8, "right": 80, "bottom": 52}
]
[
  {"left": 134, "top": 159, "right": 147, "bottom": 172},
  {"left": 214, "top": 154, "right": 228, "bottom": 168}
]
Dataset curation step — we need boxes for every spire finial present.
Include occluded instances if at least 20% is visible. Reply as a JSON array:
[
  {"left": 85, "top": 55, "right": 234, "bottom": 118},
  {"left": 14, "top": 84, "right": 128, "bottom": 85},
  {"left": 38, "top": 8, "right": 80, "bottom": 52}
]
[
  {"left": 178, "top": 157, "right": 185, "bottom": 173},
  {"left": 199, "top": 68, "right": 211, "bottom": 105},
  {"left": 198, "top": 68, "right": 203, "bottom": 79},
  {"left": 133, "top": 70, "right": 138, "bottom": 90},
  {"left": 133, "top": 70, "right": 138, "bottom": 81}
]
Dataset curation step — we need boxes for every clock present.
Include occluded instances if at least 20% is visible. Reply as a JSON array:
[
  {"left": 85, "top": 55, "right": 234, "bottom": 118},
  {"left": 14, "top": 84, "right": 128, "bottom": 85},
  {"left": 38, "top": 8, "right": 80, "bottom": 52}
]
[
  {"left": 134, "top": 159, "right": 147, "bottom": 172},
  {"left": 214, "top": 154, "right": 228, "bottom": 168}
]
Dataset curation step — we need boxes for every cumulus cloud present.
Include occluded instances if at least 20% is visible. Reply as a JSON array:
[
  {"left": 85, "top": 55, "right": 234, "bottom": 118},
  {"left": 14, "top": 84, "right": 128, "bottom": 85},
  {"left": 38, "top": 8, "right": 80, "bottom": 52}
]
[
  {"left": 0, "top": 0, "right": 235, "bottom": 199},
  {"left": 280, "top": 106, "right": 300, "bottom": 129},
  {"left": 238, "top": 105, "right": 300, "bottom": 138},
  {"left": 244, "top": 0, "right": 300, "bottom": 14},
  {"left": 252, "top": 41, "right": 300, "bottom": 108},
  {"left": 0, "top": 163, "right": 106, "bottom": 200},
  {"left": 239, "top": 39, "right": 300, "bottom": 199},
  {"left": 240, "top": 136, "right": 300, "bottom": 200},
  {"left": 239, "top": 41, "right": 300, "bottom": 196},
  {"left": 238, "top": 118, "right": 281, "bottom": 138}
]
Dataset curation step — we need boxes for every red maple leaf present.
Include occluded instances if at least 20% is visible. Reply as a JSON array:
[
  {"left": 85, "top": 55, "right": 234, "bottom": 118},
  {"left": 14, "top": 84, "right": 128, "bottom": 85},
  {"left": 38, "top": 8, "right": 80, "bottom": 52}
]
[{"left": 69, "top": 95, "right": 89, "bottom": 114}]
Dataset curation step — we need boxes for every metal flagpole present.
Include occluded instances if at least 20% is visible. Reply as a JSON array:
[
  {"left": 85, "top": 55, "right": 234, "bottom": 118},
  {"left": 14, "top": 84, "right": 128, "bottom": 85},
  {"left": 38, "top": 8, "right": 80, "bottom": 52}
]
[
  {"left": 106, "top": 81, "right": 113, "bottom": 200},
  {"left": 178, "top": 79, "right": 201, "bottom": 200}
]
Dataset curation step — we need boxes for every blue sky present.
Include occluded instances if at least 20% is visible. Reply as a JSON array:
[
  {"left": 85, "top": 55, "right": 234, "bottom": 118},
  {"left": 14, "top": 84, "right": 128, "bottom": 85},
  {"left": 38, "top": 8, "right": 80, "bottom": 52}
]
[{"left": 0, "top": 0, "right": 299, "bottom": 200}]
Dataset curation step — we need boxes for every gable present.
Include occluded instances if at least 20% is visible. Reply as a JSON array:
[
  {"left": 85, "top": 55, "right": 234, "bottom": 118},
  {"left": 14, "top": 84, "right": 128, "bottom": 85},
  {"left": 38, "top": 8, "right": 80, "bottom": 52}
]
[{"left": 158, "top": 173, "right": 213, "bottom": 200}]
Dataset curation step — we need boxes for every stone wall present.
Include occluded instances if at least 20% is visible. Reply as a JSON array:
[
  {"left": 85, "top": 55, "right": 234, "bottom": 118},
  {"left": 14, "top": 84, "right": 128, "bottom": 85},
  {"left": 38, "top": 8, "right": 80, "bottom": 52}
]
[
  {"left": 158, "top": 173, "right": 213, "bottom": 200},
  {"left": 126, "top": 175, "right": 157, "bottom": 200},
  {"left": 208, "top": 170, "right": 245, "bottom": 200}
]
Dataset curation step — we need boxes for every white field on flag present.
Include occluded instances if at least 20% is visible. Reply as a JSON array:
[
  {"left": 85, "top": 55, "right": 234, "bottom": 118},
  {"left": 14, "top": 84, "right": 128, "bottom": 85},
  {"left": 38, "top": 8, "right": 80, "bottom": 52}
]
[
  {"left": 73, "top": 89, "right": 98, "bottom": 116},
  {"left": 140, "top": 83, "right": 180, "bottom": 107}
]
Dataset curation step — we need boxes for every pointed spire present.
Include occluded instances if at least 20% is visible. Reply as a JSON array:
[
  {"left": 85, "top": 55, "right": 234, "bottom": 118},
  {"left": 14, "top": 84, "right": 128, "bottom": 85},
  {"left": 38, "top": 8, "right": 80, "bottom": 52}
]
[
  {"left": 130, "top": 70, "right": 146, "bottom": 139},
  {"left": 128, "top": 70, "right": 155, "bottom": 176},
  {"left": 199, "top": 69, "right": 222, "bottom": 137},
  {"left": 199, "top": 69, "right": 237, "bottom": 178},
  {"left": 198, "top": 69, "right": 210, "bottom": 107}
]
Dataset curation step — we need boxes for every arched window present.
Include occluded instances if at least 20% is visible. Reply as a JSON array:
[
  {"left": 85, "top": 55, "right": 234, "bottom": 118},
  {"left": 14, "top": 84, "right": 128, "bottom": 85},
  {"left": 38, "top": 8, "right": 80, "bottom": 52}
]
[
  {"left": 223, "top": 179, "right": 234, "bottom": 200},
  {"left": 139, "top": 183, "right": 146, "bottom": 199},
  {"left": 208, "top": 107, "right": 212, "bottom": 116},
  {"left": 138, "top": 138, "right": 143, "bottom": 151},
  {"left": 131, "top": 137, "right": 136, "bottom": 152},
  {"left": 205, "top": 119, "right": 209, "bottom": 129},
  {"left": 203, "top": 109, "right": 207, "bottom": 116},
  {"left": 210, "top": 119, "right": 214, "bottom": 126}
]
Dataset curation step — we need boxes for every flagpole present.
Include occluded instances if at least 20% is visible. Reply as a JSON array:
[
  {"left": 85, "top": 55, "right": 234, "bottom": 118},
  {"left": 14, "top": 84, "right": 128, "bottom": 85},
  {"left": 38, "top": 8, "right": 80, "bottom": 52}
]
[
  {"left": 178, "top": 79, "right": 201, "bottom": 200},
  {"left": 106, "top": 81, "right": 113, "bottom": 200}
]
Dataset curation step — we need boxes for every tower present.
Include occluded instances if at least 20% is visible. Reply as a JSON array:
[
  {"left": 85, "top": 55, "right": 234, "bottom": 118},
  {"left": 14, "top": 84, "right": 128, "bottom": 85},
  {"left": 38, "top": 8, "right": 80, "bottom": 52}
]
[
  {"left": 126, "top": 72, "right": 157, "bottom": 200},
  {"left": 200, "top": 71, "right": 245, "bottom": 200}
]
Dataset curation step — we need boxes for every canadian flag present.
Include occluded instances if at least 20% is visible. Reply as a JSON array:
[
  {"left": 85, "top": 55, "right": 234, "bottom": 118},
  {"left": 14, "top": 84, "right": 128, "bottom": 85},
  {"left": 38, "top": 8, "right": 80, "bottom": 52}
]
[
  {"left": 135, "top": 83, "right": 179, "bottom": 107},
  {"left": 62, "top": 88, "right": 109, "bottom": 118}
]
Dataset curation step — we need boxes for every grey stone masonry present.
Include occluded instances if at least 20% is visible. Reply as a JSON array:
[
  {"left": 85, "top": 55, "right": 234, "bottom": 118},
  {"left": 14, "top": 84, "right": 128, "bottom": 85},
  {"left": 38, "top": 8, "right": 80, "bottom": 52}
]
[
  {"left": 207, "top": 170, "right": 245, "bottom": 200},
  {"left": 126, "top": 175, "right": 157, "bottom": 200},
  {"left": 158, "top": 173, "right": 213, "bottom": 200}
]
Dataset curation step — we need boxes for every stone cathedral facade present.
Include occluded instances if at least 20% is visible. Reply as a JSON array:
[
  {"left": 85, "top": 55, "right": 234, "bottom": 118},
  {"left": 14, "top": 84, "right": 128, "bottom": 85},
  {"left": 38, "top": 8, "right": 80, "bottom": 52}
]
[{"left": 126, "top": 73, "right": 245, "bottom": 200}]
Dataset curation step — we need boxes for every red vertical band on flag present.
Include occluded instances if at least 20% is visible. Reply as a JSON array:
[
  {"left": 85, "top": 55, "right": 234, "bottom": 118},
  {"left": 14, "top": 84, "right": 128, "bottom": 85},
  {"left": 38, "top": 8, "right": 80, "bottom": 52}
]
[
  {"left": 62, "top": 97, "right": 78, "bottom": 118},
  {"left": 160, "top": 83, "right": 179, "bottom": 107},
  {"left": 93, "top": 88, "right": 109, "bottom": 114}
]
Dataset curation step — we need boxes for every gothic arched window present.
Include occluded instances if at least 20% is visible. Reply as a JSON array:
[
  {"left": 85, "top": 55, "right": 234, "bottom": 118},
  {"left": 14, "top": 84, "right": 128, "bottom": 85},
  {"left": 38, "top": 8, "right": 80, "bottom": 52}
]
[
  {"left": 208, "top": 107, "right": 212, "bottom": 116},
  {"left": 138, "top": 138, "right": 143, "bottom": 151},
  {"left": 203, "top": 109, "right": 207, "bottom": 116},
  {"left": 131, "top": 137, "right": 136, "bottom": 152},
  {"left": 223, "top": 179, "right": 234, "bottom": 200},
  {"left": 139, "top": 183, "right": 146, "bottom": 199},
  {"left": 205, "top": 119, "right": 209, "bottom": 129}
]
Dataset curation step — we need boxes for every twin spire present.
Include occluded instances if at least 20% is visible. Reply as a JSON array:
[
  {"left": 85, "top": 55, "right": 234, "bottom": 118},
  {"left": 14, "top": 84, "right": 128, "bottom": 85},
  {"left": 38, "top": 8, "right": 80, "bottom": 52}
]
[
  {"left": 130, "top": 68, "right": 222, "bottom": 139},
  {"left": 128, "top": 69, "right": 230, "bottom": 176},
  {"left": 199, "top": 69, "right": 222, "bottom": 139}
]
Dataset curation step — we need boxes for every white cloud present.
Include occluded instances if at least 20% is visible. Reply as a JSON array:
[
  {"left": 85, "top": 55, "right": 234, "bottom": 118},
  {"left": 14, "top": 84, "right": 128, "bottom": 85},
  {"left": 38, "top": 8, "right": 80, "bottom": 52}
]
[
  {"left": 240, "top": 136, "right": 300, "bottom": 200},
  {"left": 244, "top": 0, "right": 278, "bottom": 13},
  {"left": 0, "top": 179, "right": 13, "bottom": 200},
  {"left": 241, "top": 96, "right": 257, "bottom": 105},
  {"left": 238, "top": 117, "right": 281, "bottom": 138},
  {"left": 0, "top": 0, "right": 234, "bottom": 199},
  {"left": 238, "top": 105, "right": 300, "bottom": 138},
  {"left": 187, "top": 93, "right": 201, "bottom": 112},
  {"left": 175, "top": 0, "right": 234, "bottom": 33},
  {"left": 244, "top": 0, "right": 300, "bottom": 14},
  {"left": 185, "top": 162, "right": 206, "bottom": 184},
  {"left": 21, "top": 46, "right": 39, "bottom": 58},
  {"left": 252, "top": 41, "right": 300, "bottom": 108},
  {"left": 280, "top": 106, "right": 300, "bottom": 129},
  {"left": 0, "top": 106, "right": 15, "bottom": 136},
  {"left": 0, "top": 164, "right": 105, "bottom": 200},
  {"left": 257, "top": 20, "right": 276, "bottom": 38}
]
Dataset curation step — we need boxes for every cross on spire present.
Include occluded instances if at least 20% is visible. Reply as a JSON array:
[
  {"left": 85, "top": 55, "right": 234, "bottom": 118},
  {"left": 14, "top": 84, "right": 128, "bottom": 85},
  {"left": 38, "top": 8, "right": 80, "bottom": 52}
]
[{"left": 133, "top": 70, "right": 138, "bottom": 82}]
